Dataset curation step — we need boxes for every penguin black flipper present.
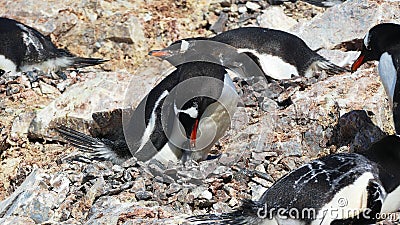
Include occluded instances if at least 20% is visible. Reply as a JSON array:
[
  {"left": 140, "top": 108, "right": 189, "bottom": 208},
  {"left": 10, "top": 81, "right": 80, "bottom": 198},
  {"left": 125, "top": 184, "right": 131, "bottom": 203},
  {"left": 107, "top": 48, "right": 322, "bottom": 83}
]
[
  {"left": 56, "top": 125, "right": 132, "bottom": 164},
  {"left": 301, "top": 0, "right": 345, "bottom": 7}
]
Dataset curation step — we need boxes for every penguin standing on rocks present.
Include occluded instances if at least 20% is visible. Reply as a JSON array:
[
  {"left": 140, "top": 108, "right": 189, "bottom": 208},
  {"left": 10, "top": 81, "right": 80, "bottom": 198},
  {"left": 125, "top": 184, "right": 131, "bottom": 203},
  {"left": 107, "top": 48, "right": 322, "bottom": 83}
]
[
  {"left": 187, "top": 135, "right": 400, "bottom": 225},
  {"left": 57, "top": 61, "right": 239, "bottom": 165},
  {"left": 351, "top": 23, "right": 400, "bottom": 134},
  {"left": 149, "top": 27, "right": 348, "bottom": 81},
  {"left": 0, "top": 17, "right": 107, "bottom": 75}
]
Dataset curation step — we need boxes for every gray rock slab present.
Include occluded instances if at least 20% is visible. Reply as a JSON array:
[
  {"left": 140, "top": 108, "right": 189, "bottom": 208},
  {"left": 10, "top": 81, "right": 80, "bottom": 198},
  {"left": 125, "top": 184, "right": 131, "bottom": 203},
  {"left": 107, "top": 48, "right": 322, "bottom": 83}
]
[
  {"left": 29, "top": 60, "right": 172, "bottom": 139},
  {"left": 258, "top": 6, "right": 298, "bottom": 31},
  {"left": 290, "top": 0, "right": 400, "bottom": 50}
]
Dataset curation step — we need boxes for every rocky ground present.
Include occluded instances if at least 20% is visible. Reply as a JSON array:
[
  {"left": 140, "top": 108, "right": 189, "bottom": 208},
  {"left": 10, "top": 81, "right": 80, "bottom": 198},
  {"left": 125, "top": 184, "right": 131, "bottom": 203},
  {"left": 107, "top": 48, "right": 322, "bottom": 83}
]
[{"left": 0, "top": 0, "right": 400, "bottom": 224}]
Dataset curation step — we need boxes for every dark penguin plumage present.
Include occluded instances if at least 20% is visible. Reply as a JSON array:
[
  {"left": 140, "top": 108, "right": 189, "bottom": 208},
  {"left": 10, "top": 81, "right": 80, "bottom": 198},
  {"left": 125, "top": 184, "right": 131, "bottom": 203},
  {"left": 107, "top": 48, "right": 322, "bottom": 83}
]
[
  {"left": 268, "top": 0, "right": 346, "bottom": 8},
  {"left": 57, "top": 61, "right": 239, "bottom": 164},
  {"left": 351, "top": 23, "right": 400, "bottom": 134},
  {"left": 149, "top": 27, "right": 348, "bottom": 81},
  {"left": 187, "top": 135, "right": 400, "bottom": 225},
  {"left": 0, "top": 17, "right": 107, "bottom": 75}
]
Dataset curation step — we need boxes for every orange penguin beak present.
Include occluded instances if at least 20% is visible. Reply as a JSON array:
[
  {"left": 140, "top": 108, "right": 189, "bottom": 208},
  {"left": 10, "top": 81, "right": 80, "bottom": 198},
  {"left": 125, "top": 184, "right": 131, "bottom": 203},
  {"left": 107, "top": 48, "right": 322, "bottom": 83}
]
[
  {"left": 351, "top": 54, "right": 365, "bottom": 72},
  {"left": 148, "top": 49, "right": 171, "bottom": 57},
  {"left": 190, "top": 119, "right": 199, "bottom": 149}
]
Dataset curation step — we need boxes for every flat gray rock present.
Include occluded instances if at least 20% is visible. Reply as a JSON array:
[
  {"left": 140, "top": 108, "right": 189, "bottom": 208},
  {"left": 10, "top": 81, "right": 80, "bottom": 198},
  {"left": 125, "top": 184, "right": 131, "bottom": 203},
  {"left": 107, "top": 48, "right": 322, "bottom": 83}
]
[
  {"left": 28, "top": 60, "right": 172, "bottom": 139},
  {"left": 290, "top": 0, "right": 400, "bottom": 50}
]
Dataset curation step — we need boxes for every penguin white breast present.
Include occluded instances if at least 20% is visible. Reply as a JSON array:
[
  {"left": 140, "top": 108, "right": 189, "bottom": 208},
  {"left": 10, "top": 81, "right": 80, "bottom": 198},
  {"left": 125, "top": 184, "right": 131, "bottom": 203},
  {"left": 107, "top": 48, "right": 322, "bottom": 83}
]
[
  {"left": 237, "top": 48, "right": 299, "bottom": 80},
  {"left": 153, "top": 142, "right": 182, "bottom": 164},
  {"left": 0, "top": 55, "right": 17, "bottom": 74},
  {"left": 312, "top": 172, "right": 377, "bottom": 225},
  {"left": 381, "top": 185, "right": 400, "bottom": 214},
  {"left": 378, "top": 52, "right": 397, "bottom": 108}
]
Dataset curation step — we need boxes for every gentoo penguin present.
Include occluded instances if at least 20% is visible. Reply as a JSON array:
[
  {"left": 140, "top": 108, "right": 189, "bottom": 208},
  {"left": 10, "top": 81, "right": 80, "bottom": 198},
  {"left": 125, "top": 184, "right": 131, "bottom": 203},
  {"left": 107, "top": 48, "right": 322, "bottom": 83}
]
[
  {"left": 0, "top": 17, "right": 107, "bottom": 75},
  {"left": 351, "top": 23, "right": 400, "bottom": 134},
  {"left": 57, "top": 61, "right": 239, "bottom": 164},
  {"left": 188, "top": 135, "right": 400, "bottom": 225},
  {"left": 149, "top": 27, "right": 348, "bottom": 81}
]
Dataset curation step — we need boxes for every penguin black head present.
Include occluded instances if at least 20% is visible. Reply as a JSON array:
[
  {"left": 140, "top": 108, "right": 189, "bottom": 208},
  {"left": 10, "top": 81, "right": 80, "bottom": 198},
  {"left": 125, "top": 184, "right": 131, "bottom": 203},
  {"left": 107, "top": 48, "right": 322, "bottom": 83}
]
[
  {"left": 175, "top": 96, "right": 214, "bottom": 150},
  {"left": 351, "top": 23, "right": 400, "bottom": 72},
  {"left": 148, "top": 37, "right": 207, "bottom": 60},
  {"left": 148, "top": 37, "right": 212, "bottom": 66}
]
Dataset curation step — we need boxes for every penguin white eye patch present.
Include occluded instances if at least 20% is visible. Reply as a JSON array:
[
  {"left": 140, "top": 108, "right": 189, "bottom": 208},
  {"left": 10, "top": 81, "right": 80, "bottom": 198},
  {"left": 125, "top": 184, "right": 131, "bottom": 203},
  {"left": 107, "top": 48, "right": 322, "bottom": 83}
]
[
  {"left": 174, "top": 102, "right": 198, "bottom": 118},
  {"left": 180, "top": 40, "right": 190, "bottom": 52},
  {"left": 363, "top": 32, "right": 371, "bottom": 50}
]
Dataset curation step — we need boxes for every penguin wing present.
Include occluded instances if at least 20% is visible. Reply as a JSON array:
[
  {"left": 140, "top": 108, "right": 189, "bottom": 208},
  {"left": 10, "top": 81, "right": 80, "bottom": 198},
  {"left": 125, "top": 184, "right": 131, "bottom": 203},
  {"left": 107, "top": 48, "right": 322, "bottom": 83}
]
[
  {"left": 301, "top": 0, "right": 345, "bottom": 7},
  {"left": 14, "top": 21, "right": 61, "bottom": 63},
  {"left": 55, "top": 125, "right": 131, "bottom": 164},
  {"left": 123, "top": 68, "right": 180, "bottom": 162}
]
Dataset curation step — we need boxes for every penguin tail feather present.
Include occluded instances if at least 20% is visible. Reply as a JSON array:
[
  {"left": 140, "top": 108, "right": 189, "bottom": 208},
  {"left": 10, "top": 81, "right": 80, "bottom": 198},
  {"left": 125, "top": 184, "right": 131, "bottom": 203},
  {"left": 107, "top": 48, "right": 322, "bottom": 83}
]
[
  {"left": 55, "top": 125, "right": 117, "bottom": 161},
  {"left": 315, "top": 59, "right": 350, "bottom": 75},
  {"left": 71, "top": 57, "right": 108, "bottom": 68},
  {"left": 302, "top": 0, "right": 342, "bottom": 7}
]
